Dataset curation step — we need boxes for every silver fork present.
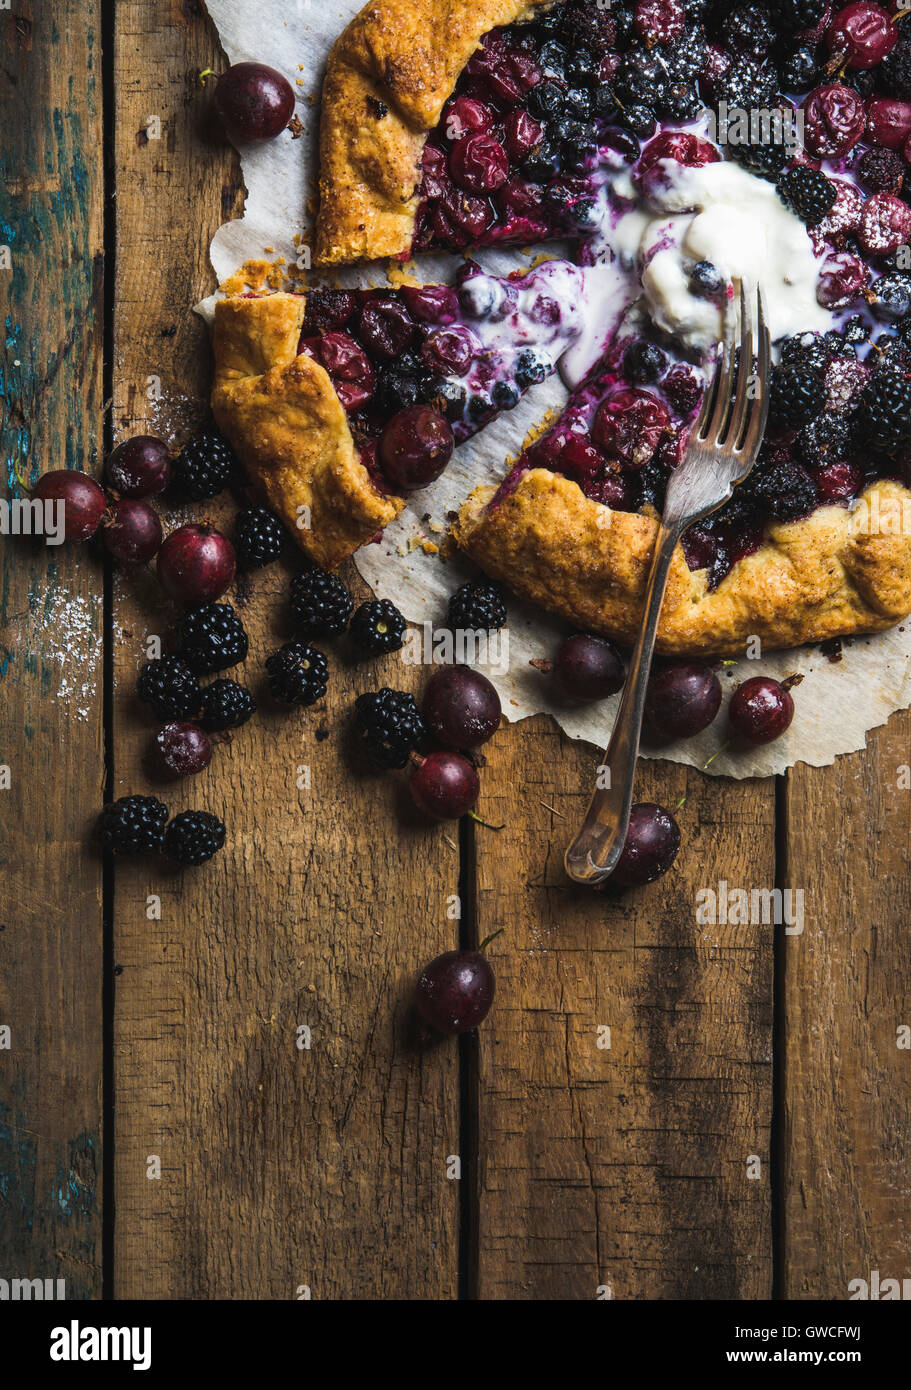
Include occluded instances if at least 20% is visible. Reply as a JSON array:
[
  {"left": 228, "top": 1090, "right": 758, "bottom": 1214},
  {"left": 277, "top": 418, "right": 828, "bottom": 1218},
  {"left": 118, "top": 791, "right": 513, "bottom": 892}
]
[{"left": 564, "top": 283, "right": 771, "bottom": 887}]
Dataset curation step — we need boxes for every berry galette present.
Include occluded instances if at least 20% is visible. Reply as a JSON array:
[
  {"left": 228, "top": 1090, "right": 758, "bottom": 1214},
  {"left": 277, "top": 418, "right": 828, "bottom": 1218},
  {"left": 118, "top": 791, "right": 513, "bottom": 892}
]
[
  {"left": 215, "top": 0, "right": 911, "bottom": 653},
  {"left": 211, "top": 258, "right": 590, "bottom": 567}
]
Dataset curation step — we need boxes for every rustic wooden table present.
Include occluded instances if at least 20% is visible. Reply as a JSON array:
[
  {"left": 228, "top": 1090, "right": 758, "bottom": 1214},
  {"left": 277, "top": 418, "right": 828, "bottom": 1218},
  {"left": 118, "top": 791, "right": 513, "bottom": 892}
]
[{"left": 1, "top": 0, "right": 909, "bottom": 1302}]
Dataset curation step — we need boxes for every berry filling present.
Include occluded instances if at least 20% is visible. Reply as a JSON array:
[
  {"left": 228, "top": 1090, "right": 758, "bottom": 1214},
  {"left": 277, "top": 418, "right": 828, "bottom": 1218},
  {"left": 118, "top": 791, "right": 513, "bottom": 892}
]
[
  {"left": 422, "top": 0, "right": 911, "bottom": 586},
  {"left": 298, "top": 258, "right": 593, "bottom": 494}
]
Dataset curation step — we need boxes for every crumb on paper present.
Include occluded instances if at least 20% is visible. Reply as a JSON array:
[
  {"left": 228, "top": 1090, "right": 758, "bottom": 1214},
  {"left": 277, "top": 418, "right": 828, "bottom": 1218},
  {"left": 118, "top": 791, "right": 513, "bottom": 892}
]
[
  {"left": 522, "top": 407, "right": 559, "bottom": 452},
  {"left": 422, "top": 541, "right": 439, "bottom": 555},
  {"left": 386, "top": 260, "right": 420, "bottom": 289}
]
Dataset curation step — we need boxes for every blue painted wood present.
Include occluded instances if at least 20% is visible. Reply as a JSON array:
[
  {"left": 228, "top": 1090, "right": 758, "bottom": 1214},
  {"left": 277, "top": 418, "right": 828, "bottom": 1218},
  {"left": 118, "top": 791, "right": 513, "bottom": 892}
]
[{"left": 0, "top": 0, "right": 104, "bottom": 1298}]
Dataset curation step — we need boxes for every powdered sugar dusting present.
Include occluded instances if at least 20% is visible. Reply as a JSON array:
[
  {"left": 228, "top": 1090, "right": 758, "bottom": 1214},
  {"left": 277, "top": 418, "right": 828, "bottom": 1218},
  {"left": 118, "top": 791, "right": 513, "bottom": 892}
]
[{"left": 35, "top": 589, "right": 101, "bottom": 722}]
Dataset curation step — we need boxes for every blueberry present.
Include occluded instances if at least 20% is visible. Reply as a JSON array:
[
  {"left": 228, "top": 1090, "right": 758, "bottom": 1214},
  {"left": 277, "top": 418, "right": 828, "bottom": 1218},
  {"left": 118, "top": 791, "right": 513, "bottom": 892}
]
[
  {"left": 564, "top": 87, "right": 593, "bottom": 119},
  {"left": 562, "top": 137, "right": 599, "bottom": 174},
  {"left": 492, "top": 380, "right": 521, "bottom": 410},
  {"left": 527, "top": 80, "right": 566, "bottom": 121},
  {"left": 870, "top": 273, "right": 911, "bottom": 323},
  {"left": 538, "top": 40, "right": 567, "bottom": 78},
  {"left": 514, "top": 351, "right": 547, "bottom": 389},
  {"left": 458, "top": 277, "right": 501, "bottom": 320},
  {"left": 591, "top": 83, "right": 618, "bottom": 117},
  {"left": 602, "top": 127, "right": 641, "bottom": 164},
  {"left": 522, "top": 142, "right": 562, "bottom": 182},
  {"left": 432, "top": 378, "right": 468, "bottom": 421},
  {"left": 569, "top": 197, "right": 601, "bottom": 229},
  {"left": 467, "top": 394, "right": 494, "bottom": 424},
  {"left": 565, "top": 46, "right": 595, "bottom": 85},
  {"left": 623, "top": 341, "right": 668, "bottom": 385},
  {"left": 689, "top": 261, "right": 725, "bottom": 299}
]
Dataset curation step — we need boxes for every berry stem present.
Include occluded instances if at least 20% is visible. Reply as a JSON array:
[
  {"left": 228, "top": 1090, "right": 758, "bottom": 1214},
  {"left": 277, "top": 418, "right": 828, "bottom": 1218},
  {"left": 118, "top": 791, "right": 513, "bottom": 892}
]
[
  {"left": 703, "top": 740, "right": 731, "bottom": 769},
  {"left": 468, "top": 809, "right": 505, "bottom": 831},
  {"left": 478, "top": 928, "right": 504, "bottom": 952}
]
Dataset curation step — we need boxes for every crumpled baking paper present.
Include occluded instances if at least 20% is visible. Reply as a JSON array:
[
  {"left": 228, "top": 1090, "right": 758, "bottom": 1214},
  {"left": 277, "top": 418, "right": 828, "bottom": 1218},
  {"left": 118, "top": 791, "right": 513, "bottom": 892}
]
[{"left": 197, "top": 0, "right": 911, "bottom": 777}]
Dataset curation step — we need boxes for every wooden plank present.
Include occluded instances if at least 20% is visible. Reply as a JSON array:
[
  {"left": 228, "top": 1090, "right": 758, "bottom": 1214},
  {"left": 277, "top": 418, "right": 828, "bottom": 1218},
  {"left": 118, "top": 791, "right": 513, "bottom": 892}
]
[
  {"left": 110, "top": 1, "right": 459, "bottom": 1298},
  {"left": 0, "top": 0, "right": 104, "bottom": 1298},
  {"left": 782, "top": 719, "right": 911, "bottom": 1298},
  {"left": 475, "top": 718, "right": 775, "bottom": 1299}
]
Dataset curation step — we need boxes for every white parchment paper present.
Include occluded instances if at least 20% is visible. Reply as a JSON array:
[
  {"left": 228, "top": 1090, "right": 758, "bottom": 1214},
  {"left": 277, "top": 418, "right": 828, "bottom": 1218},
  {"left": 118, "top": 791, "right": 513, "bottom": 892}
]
[{"left": 198, "top": 0, "right": 911, "bottom": 777}]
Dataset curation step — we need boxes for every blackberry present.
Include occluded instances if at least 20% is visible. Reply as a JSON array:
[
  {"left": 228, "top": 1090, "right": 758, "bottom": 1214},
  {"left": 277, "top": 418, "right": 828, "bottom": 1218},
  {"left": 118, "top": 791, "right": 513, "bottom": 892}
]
[
  {"left": 177, "top": 603, "right": 248, "bottom": 674},
  {"left": 235, "top": 506, "right": 285, "bottom": 569},
  {"left": 778, "top": 44, "right": 818, "bottom": 93},
  {"left": 770, "top": 361, "right": 827, "bottom": 428},
  {"left": 265, "top": 641, "right": 329, "bottom": 706},
  {"left": 780, "top": 332, "right": 830, "bottom": 374},
  {"left": 171, "top": 431, "right": 238, "bottom": 501},
  {"left": 637, "top": 459, "right": 668, "bottom": 512},
  {"left": 856, "top": 149, "right": 905, "bottom": 197},
  {"left": 795, "top": 413, "right": 852, "bottom": 470},
  {"left": 349, "top": 599, "right": 407, "bottom": 657},
  {"left": 96, "top": 795, "right": 168, "bottom": 856},
  {"left": 881, "top": 32, "right": 911, "bottom": 101},
  {"left": 289, "top": 567, "right": 353, "bottom": 637},
  {"left": 354, "top": 688, "right": 426, "bottom": 769},
  {"left": 138, "top": 655, "right": 201, "bottom": 721},
  {"left": 714, "top": 55, "right": 777, "bottom": 111},
  {"left": 868, "top": 273, "right": 911, "bottom": 324},
  {"left": 664, "top": 30, "right": 707, "bottom": 82},
  {"left": 663, "top": 365, "right": 703, "bottom": 415},
  {"left": 721, "top": 5, "right": 776, "bottom": 59},
  {"left": 752, "top": 459, "right": 818, "bottom": 523},
  {"left": 859, "top": 371, "right": 911, "bottom": 451},
  {"left": 776, "top": 168, "right": 837, "bottom": 226},
  {"left": 618, "top": 103, "right": 657, "bottom": 138},
  {"left": 163, "top": 810, "right": 226, "bottom": 866},
  {"left": 657, "top": 81, "right": 702, "bottom": 122},
  {"left": 615, "top": 49, "right": 669, "bottom": 107},
  {"left": 448, "top": 580, "right": 507, "bottom": 632},
  {"left": 199, "top": 678, "right": 257, "bottom": 731},
  {"left": 300, "top": 288, "right": 356, "bottom": 336},
  {"left": 732, "top": 138, "right": 789, "bottom": 182},
  {"left": 375, "top": 365, "right": 421, "bottom": 416},
  {"left": 769, "top": 0, "right": 826, "bottom": 30}
]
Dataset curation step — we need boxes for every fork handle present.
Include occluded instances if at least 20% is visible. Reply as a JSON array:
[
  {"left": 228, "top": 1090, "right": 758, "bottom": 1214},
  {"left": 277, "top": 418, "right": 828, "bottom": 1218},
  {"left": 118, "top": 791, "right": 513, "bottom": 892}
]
[{"left": 564, "top": 516, "right": 684, "bottom": 886}]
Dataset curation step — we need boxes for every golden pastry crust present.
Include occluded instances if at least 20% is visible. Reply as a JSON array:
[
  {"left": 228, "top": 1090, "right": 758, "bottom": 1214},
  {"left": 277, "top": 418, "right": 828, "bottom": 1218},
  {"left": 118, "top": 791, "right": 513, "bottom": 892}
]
[
  {"left": 211, "top": 293, "right": 403, "bottom": 570},
  {"left": 315, "top": 0, "right": 552, "bottom": 264},
  {"left": 454, "top": 469, "right": 911, "bottom": 656}
]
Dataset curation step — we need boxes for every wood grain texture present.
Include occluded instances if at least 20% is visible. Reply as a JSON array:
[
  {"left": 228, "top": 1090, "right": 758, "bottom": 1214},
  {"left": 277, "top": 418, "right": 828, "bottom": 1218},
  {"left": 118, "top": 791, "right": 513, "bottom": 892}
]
[
  {"left": 110, "top": 0, "right": 459, "bottom": 1299},
  {"left": 474, "top": 717, "right": 775, "bottom": 1299},
  {"left": 0, "top": 0, "right": 104, "bottom": 1298},
  {"left": 782, "top": 718, "right": 911, "bottom": 1299}
]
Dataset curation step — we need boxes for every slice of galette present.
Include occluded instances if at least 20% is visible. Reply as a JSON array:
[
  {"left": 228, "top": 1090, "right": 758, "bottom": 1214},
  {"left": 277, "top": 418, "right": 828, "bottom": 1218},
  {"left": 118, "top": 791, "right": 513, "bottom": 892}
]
[
  {"left": 316, "top": 0, "right": 626, "bottom": 265},
  {"left": 211, "top": 258, "right": 591, "bottom": 567}
]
